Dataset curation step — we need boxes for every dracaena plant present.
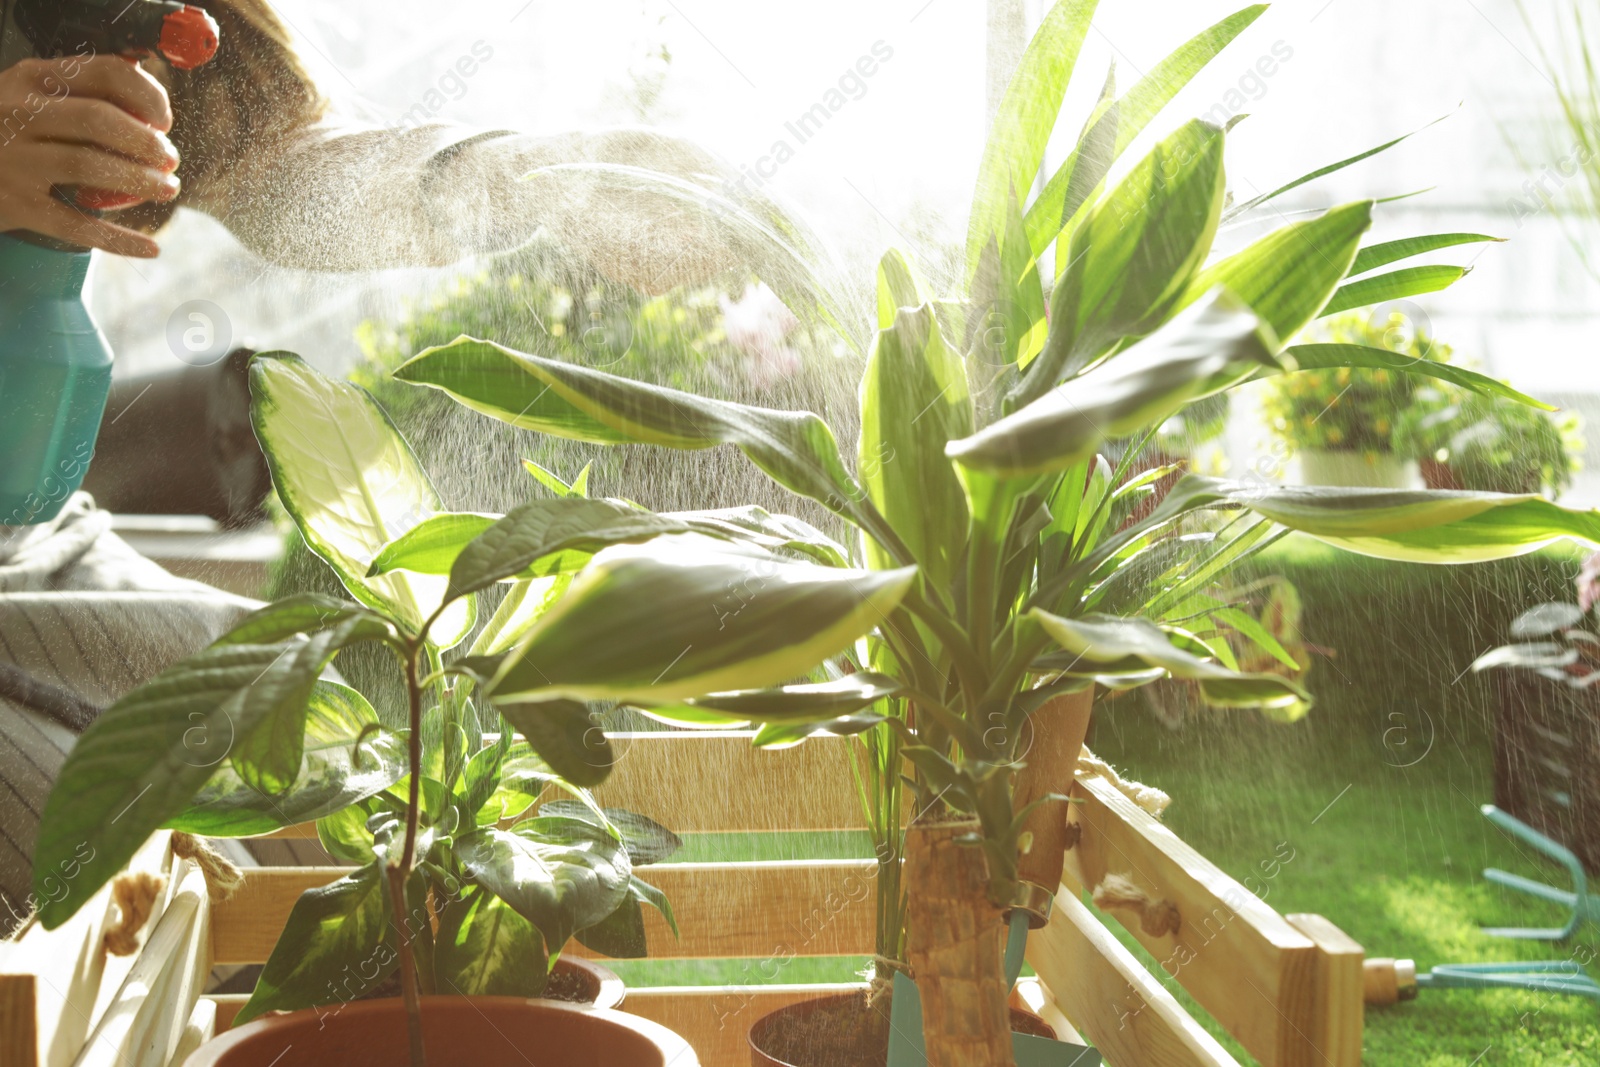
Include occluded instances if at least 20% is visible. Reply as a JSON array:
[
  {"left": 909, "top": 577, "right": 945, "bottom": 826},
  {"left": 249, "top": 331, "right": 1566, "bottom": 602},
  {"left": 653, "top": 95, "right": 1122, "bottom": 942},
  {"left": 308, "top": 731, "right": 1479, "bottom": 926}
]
[{"left": 355, "top": 3, "right": 1600, "bottom": 1061}]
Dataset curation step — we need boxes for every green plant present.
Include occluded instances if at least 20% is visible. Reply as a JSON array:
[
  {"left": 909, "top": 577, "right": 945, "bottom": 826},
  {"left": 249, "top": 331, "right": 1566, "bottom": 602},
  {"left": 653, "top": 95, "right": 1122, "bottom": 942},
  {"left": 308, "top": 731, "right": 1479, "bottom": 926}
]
[
  {"left": 1261, "top": 311, "right": 1451, "bottom": 457},
  {"left": 319, "top": 2, "right": 1600, "bottom": 1058},
  {"left": 30, "top": 355, "right": 734, "bottom": 1067},
  {"left": 1397, "top": 384, "right": 1584, "bottom": 497}
]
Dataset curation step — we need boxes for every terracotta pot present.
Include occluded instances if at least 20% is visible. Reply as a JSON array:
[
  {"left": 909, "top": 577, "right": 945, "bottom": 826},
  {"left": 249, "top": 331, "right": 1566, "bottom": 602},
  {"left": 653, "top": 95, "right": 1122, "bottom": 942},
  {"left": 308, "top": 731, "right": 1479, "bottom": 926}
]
[
  {"left": 1419, "top": 457, "right": 1461, "bottom": 491},
  {"left": 187, "top": 996, "right": 696, "bottom": 1067},
  {"left": 549, "top": 956, "right": 625, "bottom": 1010},
  {"left": 747, "top": 990, "right": 1054, "bottom": 1066}
]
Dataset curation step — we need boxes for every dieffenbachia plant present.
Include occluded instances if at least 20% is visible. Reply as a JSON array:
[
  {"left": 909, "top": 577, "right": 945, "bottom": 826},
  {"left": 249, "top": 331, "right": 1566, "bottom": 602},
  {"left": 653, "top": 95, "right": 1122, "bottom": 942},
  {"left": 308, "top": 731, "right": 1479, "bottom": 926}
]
[
  {"left": 32, "top": 355, "right": 849, "bottom": 1066},
  {"left": 361, "top": 3, "right": 1600, "bottom": 1061}
]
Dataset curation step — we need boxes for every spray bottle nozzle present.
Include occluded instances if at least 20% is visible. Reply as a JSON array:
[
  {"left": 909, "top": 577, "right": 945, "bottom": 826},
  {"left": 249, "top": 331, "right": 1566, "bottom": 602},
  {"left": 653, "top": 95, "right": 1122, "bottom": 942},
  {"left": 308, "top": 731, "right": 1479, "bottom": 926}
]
[
  {"left": 14, "top": 0, "right": 221, "bottom": 69},
  {"left": 158, "top": 6, "right": 220, "bottom": 70}
]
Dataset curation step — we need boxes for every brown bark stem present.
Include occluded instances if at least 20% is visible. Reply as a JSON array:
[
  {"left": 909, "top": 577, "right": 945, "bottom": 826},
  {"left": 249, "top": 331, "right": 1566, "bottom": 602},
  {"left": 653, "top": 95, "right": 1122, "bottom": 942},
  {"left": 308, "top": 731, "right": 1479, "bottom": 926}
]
[
  {"left": 904, "top": 821, "right": 1015, "bottom": 1067},
  {"left": 1013, "top": 690, "right": 1094, "bottom": 896}
]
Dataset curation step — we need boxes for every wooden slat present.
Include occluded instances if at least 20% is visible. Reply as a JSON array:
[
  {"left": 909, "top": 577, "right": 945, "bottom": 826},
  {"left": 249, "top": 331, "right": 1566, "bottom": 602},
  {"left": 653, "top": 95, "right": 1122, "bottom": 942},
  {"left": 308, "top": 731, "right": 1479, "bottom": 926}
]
[
  {"left": 0, "top": 975, "right": 36, "bottom": 1067},
  {"left": 168, "top": 998, "right": 216, "bottom": 1067},
  {"left": 1066, "top": 776, "right": 1320, "bottom": 1067},
  {"left": 1029, "top": 888, "right": 1240, "bottom": 1067},
  {"left": 625, "top": 984, "right": 866, "bottom": 1067},
  {"left": 76, "top": 859, "right": 212, "bottom": 1067},
  {"left": 1285, "top": 914, "right": 1364, "bottom": 1067},
  {"left": 213, "top": 860, "right": 878, "bottom": 965},
  {"left": 0, "top": 831, "right": 174, "bottom": 1067},
  {"left": 1011, "top": 976, "right": 1086, "bottom": 1045},
  {"left": 593, "top": 732, "right": 863, "bottom": 832}
]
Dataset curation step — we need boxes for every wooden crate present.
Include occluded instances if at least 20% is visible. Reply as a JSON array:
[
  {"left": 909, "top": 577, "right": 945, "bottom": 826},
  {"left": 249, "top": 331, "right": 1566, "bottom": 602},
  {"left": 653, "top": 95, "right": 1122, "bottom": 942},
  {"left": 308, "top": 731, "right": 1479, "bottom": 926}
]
[{"left": 2, "top": 732, "right": 1365, "bottom": 1067}]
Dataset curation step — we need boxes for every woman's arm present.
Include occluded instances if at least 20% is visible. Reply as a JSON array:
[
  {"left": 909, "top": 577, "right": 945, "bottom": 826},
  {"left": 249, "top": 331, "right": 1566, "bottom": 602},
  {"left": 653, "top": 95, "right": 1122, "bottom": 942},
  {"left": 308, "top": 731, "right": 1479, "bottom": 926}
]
[
  {"left": 127, "top": 1, "right": 823, "bottom": 295},
  {"left": 197, "top": 121, "right": 797, "bottom": 293}
]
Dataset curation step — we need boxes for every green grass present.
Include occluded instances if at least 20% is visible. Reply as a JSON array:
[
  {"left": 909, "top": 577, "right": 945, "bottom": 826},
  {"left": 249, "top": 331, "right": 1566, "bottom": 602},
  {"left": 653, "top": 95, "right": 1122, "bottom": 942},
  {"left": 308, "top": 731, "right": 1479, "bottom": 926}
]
[
  {"left": 613, "top": 538, "right": 1600, "bottom": 1063},
  {"left": 1088, "top": 537, "right": 1599, "bottom": 1065}
]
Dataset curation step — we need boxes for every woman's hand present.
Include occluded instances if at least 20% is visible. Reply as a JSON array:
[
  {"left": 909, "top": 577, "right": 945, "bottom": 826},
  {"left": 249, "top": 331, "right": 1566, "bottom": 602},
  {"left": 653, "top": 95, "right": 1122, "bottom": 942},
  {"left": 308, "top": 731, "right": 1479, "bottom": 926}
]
[{"left": 0, "top": 56, "right": 180, "bottom": 258}]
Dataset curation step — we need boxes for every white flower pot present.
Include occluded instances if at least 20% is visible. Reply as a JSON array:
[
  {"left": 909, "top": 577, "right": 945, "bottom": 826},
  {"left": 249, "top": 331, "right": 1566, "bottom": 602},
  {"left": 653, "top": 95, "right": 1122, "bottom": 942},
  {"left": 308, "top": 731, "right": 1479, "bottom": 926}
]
[{"left": 1297, "top": 450, "right": 1418, "bottom": 489}]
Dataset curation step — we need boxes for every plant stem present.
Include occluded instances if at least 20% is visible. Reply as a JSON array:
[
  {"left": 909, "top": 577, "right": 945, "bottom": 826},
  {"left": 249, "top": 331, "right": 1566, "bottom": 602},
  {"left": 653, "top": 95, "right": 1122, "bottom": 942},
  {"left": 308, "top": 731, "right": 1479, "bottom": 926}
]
[
  {"left": 904, "top": 820, "right": 1015, "bottom": 1067},
  {"left": 388, "top": 644, "right": 427, "bottom": 1067}
]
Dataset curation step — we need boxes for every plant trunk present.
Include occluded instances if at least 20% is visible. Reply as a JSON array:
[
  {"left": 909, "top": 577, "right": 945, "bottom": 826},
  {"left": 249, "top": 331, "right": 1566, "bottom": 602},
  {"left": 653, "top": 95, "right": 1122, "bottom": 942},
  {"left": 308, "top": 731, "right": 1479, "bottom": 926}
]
[
  {"left": 1013, "top": 689, "right": 1094, "bottom": 896},
  {"left": 904, "top": 820, "right": 1015, "bottom": 1067}
]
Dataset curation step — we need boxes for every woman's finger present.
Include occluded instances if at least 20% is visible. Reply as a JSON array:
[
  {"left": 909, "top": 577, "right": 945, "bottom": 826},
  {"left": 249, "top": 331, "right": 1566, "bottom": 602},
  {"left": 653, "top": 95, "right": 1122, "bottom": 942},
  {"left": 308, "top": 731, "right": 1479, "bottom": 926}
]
[
  {"left": 35, "top": 143, "right": 180, "bottom": 202},
  {"left": 29, "top": 196, "right": 160, "bottom": 258},
  {"left": 27, "top": 98, "right": 179, "bottom": 171},
  {"left": 24, "top": 55, "right": 174, "bottom": 132}
]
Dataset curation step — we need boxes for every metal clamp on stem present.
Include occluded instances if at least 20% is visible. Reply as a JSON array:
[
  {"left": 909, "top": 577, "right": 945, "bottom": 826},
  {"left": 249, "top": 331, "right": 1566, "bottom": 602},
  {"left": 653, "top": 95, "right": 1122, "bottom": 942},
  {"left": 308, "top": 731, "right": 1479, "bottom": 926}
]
[{"left": 1004, "top": 879, "right": 1056, "bottom": 930}]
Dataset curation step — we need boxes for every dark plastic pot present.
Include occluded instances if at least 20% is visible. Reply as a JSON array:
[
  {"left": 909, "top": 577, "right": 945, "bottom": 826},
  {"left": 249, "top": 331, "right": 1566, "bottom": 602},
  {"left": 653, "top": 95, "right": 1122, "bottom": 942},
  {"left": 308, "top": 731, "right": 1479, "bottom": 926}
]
[
  {"left": 747, "top": 990, "right": 1054, "bottom": 1066},
  {"left": 187, "top": 996, "right": 696, "bottom": 1067}
]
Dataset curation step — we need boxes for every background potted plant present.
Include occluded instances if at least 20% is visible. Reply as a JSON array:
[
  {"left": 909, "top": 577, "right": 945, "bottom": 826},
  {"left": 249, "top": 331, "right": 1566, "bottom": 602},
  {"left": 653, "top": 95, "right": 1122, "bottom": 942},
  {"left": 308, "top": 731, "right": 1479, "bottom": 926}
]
[
  {"left": 1398, "top": 377, "right": 1584, "bottom": 497},
  {"left": 1260, "top": 310, "right": 1453, "bottom": 488}
]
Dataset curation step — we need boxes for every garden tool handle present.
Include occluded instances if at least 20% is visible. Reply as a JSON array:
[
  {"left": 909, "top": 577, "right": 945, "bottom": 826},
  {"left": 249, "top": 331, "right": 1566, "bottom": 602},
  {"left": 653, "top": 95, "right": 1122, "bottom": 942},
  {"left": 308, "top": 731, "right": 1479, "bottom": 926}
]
[{"left": 1363, "top": 958, "right": 1418, "bottom": 1005}]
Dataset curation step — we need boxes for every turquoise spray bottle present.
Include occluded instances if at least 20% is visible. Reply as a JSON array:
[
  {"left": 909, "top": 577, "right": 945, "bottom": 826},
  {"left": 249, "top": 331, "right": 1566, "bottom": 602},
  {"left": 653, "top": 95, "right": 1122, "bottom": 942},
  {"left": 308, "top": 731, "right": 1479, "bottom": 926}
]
[{"left": 0, "top": 0, "right": 218, "bottom": 524}]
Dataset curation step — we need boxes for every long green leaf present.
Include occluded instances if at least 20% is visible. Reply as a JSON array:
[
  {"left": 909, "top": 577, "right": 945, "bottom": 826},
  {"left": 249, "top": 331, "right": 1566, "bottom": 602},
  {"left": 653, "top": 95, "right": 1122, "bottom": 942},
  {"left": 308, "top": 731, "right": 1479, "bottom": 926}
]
[
  {"left": 490, "top": 537, "right": 916, "bottom": 703},
  {"left": 1146, "top": 475, "right": 1600, "bottom": 563},
  {"left": 1024, "top": 4, "right": 1268, "bottom": 254},
  {"left": 169, "top": 682, "right": 406, "bottom": 837},
  {"left": 393, "top": 338, "right": 903, "bottom": 558},
  {"left": 33, "top": 622, "right": 374, "bottom": 926},
  {"left": 1031, "top": 610, "right": 1309, "bottom": 708},
  {"left": 1181, "top": 201, "right": 1372, "bottom": 345},
  {"left": 1221, "top": 113, "right": 1450, "bottom": 222},
  {"left": 859, "top": 304, "right": 972, "bottom": 586},
  {"left": 211, "top": 594, "right": 395, "bottom": 648},
  {"left": 1282, "top": 344, "right": 1552, "bottom": 409},
  {"left": 1023, "top": 119, "right": 1227, "bottom": 401},
  {"left": 249, "top": 352, "right": 474, "bottom": 648},
  {"left": 1348, "top": 233, "right": 1502, "bottom": 277},
  {"left": 877, "top": 247, "right": 927, "bottom": 329},
  {"left": 1319, "top": 264, "right": 1469, "bottom": 318},
  {"left": 950, "top": 294, "right": 1277, "bottom": 479},
  {"left": 966, "top": 0, "right": 1099, "bottom": 278},
  {"left": 639, "top": 673, "right": 901, "bottom": 729}
]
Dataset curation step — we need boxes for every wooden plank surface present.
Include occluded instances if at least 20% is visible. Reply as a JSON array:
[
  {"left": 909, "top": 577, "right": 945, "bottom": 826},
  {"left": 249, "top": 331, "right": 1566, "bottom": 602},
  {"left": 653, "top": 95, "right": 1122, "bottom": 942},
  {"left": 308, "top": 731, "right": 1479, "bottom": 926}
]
[
  {"left": 591, "top": 731, "right": 864, "bottom": 833},
  {"left": 1285, "top": 913, "right": 1364, "bottom": 1067},
  {"left": 1029, "top": 888, "right": 1241, "bottom": 1067},
  {"left": 213, "top": 860, "right": 878, "bottom": 965},
  {"left": 168, "top": 998, "right": 216, "bottom": 1067},
  {"left": 1065, "top": 776, "right": 1319, "bottom": 1067},
  {"left": 76, "top": 859, "right": 212, "bottom": 1067},
  {"left": 0, "top": 831, "right": 174, "bottom": 1067},
  {"left": 0, "top": 975, "right": 36, "bottom": 1067}
]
